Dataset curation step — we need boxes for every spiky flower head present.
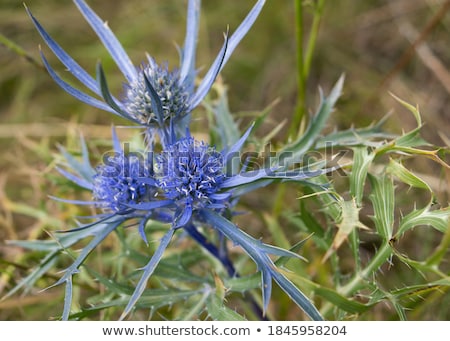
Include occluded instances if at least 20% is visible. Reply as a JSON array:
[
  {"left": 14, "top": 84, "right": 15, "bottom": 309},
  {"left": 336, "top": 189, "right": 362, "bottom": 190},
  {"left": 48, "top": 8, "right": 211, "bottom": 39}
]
[
  {"left": 124, "top": 58, "right": 190, "bottom": 125},
  {"left": 156, "top": 136, "right": 229, "bottom": 210},
  {"left": 92, "top": 153, "right": 155, "bottom": 213}
]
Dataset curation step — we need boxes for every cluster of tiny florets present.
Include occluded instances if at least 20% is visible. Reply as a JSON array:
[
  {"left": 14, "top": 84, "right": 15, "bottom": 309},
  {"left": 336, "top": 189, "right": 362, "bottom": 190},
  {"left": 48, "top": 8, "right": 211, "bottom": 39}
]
[
  {"left": 93, "top": 154, "right": 154, "bottom": 212},
  {"left": 124, "top": 62, "right": 190, "bottom": 125},
  {"left": 155, "top": 137, "right": 226, "bottom": 206}
]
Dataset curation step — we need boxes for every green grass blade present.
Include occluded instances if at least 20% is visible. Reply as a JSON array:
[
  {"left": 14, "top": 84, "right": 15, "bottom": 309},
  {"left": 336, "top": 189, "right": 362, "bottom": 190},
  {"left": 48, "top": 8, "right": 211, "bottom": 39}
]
[{"left": 2, "top": 252, "right": 58, "bottom": 300}]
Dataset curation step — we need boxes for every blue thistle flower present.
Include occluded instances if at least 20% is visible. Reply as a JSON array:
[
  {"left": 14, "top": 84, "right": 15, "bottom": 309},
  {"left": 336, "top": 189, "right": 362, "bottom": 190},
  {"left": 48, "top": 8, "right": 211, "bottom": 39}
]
[
  {"left": 26, "top": 0, "right": 266, "bottom": 130},
  {"left": 121, "top": 77, "right": 347, "bottom": 320},
  {"left": 54, "top": 128, "right": 172, "bottom": 243},
  {"left": 92, "top": 153, "right": 154, "bottom": 213},
  {"left": 11, "top": 0, "right": 349, "bottom": 320},
  {"left": 156, "top": 135, "right": 231, "bottom": 226}
]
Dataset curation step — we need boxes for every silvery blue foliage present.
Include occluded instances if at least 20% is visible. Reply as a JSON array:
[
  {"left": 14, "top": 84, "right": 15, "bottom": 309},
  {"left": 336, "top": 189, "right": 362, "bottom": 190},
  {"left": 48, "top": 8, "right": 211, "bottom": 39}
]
[{"left": 54, "top": 120, "right": 331, "bottom": 320}]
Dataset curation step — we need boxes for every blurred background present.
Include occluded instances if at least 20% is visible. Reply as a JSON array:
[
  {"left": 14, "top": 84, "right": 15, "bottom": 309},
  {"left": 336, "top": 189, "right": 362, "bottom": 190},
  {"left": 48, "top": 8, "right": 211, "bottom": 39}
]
[{"left": 1, "top": 0, "right": 449, "bottom": 320}]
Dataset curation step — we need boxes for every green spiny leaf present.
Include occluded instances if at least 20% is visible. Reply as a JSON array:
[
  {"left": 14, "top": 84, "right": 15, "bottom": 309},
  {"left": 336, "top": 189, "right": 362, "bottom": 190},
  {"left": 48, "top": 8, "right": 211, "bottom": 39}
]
[
  {"left": 315, "top": 286, "right": 372, "bottom": 314},
  {"left": 390, "top": 93, "right": 422, "bottom": 127},
  {"left": 350, "top": 147, "right": 374, "bottom": 206},
  {"left": 211, "top": 84, "right": 240, "bottom": 149},
  {"left": 387, "top": 159, "right": 431, "bottom": 190},
  {"left": 280, "top": 75, "right": 344, "bottom": 164},
  {"left": 206, "top": 293, "right": 247, "bottom": 321},
  {"left": 225, "top": 273, "right": 260, "bottom": 293},
  {"left": 368, "top": 174, "right": 394, "bottom": 240},
  {"left": 315, "top": 115, "right": 394, "bottom": 149},
  {"left": 323, "top": 199, "right": 368, "bottom": 262},
  {"left": 396, "top": 205, "right": 449, "bottom": 237}
]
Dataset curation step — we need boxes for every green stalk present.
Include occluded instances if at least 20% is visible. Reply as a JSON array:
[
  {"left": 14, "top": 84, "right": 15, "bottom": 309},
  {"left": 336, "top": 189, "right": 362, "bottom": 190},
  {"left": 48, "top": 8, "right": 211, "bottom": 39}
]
[
  {"left": 288, "top": 0, "right": 326, "bottom": 139},
  {"left": 303, "top": 0, "right": 325, "bottom": 79},
  {"left": 275, "top": 0, "right": 305, "bottom": 219},
  {"left": 0, "top": 33, "right": 43, "bottom": 69},
  {"left": 320, "top": 242, "right": 393, "bottom": 317},
  {"left": 288, "top": 0, "right": 305, "bottom": 139},
  {"left": 275, "top": 1, "right": 327, "bottom": 218}
]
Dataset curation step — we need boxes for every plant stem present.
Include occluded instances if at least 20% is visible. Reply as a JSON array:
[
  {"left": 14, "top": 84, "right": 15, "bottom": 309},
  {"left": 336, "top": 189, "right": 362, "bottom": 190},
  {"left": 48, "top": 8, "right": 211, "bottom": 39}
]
[
  {"left": 288, "top": 0, "right": 306, "bottom": 139},
  {"left": 0, "top": 33, "right": 43, "bottom": 69},
  {"left": 185, "top": 223, "right": 268, "bottom": 320},
  {"left": 185, "top": 224, "right": 236, "bottom": 277},
  {"left": 289, "top": 0, "right": 325, "bottom": 139},
  {"left": 303, "top": 0, "right": 325, "bottom": 79}
]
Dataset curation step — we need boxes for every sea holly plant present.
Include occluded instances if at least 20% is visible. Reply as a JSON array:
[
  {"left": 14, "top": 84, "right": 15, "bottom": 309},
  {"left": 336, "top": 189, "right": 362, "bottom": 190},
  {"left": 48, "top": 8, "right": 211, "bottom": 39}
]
[
  {"left": 4, "top": 0, "right": 449, "bottom": 322},
  {"left": 8, "top": 0, "right": 338, "bottom": 320}
]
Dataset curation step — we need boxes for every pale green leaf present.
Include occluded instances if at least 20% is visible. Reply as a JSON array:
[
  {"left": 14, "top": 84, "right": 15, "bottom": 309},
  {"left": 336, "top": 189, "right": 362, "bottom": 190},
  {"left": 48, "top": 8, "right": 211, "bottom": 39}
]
[
  {"left": 225, "top": 274, "right": 260, "bottom": 293},
  {"left": 206, "top": 277, "right": 247, "bottom": 321},
  {"left": 369, "top": 174, "right": 394, "bottom": 240},
  {"left": 350, "top": 147, "right": 374, "bottom": 206},
  {"left": 315, "top": 286, "right": 372, "bottom": 314},
  {"left": 315, "top": 115, "right": 394, "bottom": 149},
  {"left": 386, "top": 159, "right": 431, "bottom": 190},
  {"left": 206, "top": 293, "right": 247, "bottom": 321},
  {"left": 323, "top": 199, "right": 368, "bottom": 262},
  {"left": 396, "top": 205, "right": 449, "bottom": 237},
  {"left": 211, "top": 85, "right": 240, "bottom": 149},
  {"left": 279, "top": 75, "right": 344, "bottom": 165},
  {"left": 390, "top": 93, "right": 422, "bottom": 127}
]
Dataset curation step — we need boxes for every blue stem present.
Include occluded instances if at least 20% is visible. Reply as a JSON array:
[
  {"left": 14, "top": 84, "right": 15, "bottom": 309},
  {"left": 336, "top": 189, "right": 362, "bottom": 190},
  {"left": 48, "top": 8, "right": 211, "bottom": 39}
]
[{"left": 185, "top": 224, "right": 236, "bottom": 277}]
